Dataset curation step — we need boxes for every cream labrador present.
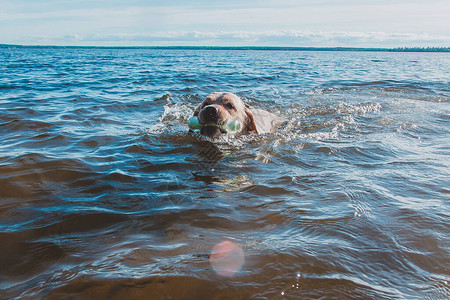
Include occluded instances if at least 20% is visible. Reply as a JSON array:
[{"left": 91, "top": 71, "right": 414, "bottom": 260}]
[{"left": 190, "top": 92, "right": 282, "bottom": 138}]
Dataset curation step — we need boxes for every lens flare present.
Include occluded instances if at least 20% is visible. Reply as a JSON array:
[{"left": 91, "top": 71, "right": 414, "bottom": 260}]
[{"left": 210, "top": 240, "right": 244, "bottom": 277}]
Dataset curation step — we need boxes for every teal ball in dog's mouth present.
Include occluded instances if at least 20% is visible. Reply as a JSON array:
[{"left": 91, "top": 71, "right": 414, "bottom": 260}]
[
  {"left": 188, "top": 117, "right": 240, "bottom": 133},
  {"left": 188, "top": 116, "right": 202, "bottom": 130}
]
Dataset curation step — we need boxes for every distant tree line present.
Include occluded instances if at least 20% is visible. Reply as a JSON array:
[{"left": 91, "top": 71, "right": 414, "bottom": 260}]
[
  {"left": 390, "top": 47, "right": 449, "bottom": 52},
  {"left": 1, "top": 44, "right": 449, "bottom": 52}
]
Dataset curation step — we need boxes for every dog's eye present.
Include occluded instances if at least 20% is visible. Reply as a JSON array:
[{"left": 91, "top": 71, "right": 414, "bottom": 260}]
[
  {"left": 202, "top": 102, "right": 210, "bottom": 108},
  {"left": 225, "top": 102, "right": 234, "bottom": 110}
]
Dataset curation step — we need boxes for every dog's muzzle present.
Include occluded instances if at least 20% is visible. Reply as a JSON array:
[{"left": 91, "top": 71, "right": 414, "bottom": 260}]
[{"left": 199, "top": 106, "right": 219, "bottom": 124}]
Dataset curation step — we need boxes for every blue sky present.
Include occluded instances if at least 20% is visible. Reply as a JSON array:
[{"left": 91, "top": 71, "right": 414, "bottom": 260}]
[{"left": 1, "top": 0, "right": 449, "bottom": 47}]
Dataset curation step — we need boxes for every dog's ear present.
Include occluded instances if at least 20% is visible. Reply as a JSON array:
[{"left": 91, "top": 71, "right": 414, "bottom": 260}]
[{"left": 244, "top": 108, "right": 258, "bottom": 134}]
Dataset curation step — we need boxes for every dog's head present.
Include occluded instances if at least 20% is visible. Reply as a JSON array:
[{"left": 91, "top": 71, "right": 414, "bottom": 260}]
[{"left": 193, "top": 92, "right": 257, "bottom": 138}]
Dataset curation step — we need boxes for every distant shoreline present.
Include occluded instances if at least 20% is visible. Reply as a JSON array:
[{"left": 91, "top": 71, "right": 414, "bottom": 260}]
[{"left": 1, "top": 44, "right": 449, "bottom": 52}]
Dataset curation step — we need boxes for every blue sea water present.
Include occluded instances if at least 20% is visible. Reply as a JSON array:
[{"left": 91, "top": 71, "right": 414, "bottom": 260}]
[{"left": 0, "top": 47, "right": 449, "bottom": 299}]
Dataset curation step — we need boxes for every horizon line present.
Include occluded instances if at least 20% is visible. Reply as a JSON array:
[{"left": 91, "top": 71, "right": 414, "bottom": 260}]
[{"left": 1, "top": 44, "right": 449, "bottom": 52}]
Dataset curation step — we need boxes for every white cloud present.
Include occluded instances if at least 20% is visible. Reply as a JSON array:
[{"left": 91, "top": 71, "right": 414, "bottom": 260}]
[{"left": 25, "top": 30, "right": 449, "bottom": 48}]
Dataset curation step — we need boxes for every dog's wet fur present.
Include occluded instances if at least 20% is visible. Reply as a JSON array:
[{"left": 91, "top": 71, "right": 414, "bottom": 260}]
[{"left": 193, "top": 92, "right": 282, "bottom": 138}]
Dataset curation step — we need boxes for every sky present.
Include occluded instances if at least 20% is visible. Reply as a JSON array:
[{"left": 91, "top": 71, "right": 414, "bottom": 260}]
[{"left": 1, "top": 0, "right": 449, "bottom": 47}]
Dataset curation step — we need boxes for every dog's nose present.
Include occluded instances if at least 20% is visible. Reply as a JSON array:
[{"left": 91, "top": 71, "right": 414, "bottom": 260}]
[{"left": 200, "top": 106, "right": 219, "bottom": 124}]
